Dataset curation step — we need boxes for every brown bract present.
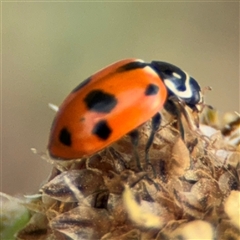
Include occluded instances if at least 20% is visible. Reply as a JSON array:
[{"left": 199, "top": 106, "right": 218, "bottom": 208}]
[{"left": 17, "top": 108, "right": 240, "bottom": 240}]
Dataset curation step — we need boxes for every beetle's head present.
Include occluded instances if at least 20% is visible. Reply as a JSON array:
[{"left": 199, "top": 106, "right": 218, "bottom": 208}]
[{"left": 151, "top": 61, "right": 203, "bottom": 110}]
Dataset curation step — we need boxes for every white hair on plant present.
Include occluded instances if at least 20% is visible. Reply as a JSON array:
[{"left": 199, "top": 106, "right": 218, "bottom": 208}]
[{"left": 48, "top": 103, "right": 59, "bottom": 112}]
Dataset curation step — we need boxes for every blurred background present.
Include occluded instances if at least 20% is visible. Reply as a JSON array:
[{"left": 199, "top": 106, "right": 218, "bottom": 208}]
[{"left": 2, "top": 2, "right": 239, "bottom": 194}]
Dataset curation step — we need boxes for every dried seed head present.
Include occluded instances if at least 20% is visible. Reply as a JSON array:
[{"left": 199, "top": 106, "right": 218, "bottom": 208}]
[{"left": 17, "top": 109, "right": 240, "bottom": 239}]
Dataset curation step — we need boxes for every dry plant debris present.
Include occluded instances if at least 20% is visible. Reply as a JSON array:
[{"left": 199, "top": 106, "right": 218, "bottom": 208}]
[{"left": 14, "top": 108, "right": 240, "bottom": 240}]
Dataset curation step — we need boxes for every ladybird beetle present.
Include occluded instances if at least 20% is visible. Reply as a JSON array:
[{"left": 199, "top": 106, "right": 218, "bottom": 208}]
[{"left": 48, "top": 59, "right": 202, "bottom": 165}]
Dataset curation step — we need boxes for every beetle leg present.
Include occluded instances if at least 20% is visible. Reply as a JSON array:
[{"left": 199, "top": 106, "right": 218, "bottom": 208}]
[
  {"left": 129, "top": 130, "right": 142, "bottom": 171},
  {"left": 145, "top": 112, "right": 161, "bottom": 177},
  {"left": 164, "top": 99, "right": 185, "bottom": 140}
]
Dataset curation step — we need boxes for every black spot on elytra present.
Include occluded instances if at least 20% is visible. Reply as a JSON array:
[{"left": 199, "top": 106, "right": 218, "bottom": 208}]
[
  {"left": 84, "top": 90, "right": 117, "bottom": 113},
  {"left": 145, "top": 84, "right": 159, "bottom": 95},
  {"left": 80, "top": 117, "right": 85, "bottom": 122},
  {"left": 71, "top": 77, "right": 91, "bottom": 93},
  {"left": 59, "top": 127, "right": 72, "bottom": 146},
  {"left": 92, "top": 120, "right": 112, "bottom": 140},
  {"left": 117, "top": 61, "right": 148, "bottom": 72}
]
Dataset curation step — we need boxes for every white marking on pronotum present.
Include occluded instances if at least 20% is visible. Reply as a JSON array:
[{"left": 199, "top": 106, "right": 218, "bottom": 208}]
[
  {"left": 172, "top": 72, "right": 181, "bottom": 79},
  {"left": 144, "top": 65, "right": 160, "bottom": 78},
  {"left": 135, "top": 59, "right": 145, "bottom": 63},
  {"left": 164, "top": 71, "right": 193, "bottom": 99},
  {"left": 48, "top": 103, "right": 59, "bottom": 112},
  {"left": 131, "top": 59, "right": 160, "bottom": 79}
]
